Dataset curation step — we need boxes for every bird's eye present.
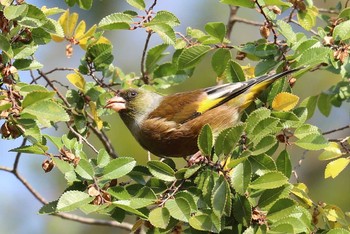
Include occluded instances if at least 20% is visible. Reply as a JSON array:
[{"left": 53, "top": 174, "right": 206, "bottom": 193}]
[{"left": 128, "top": 90, "right": 138, "bottom": 99}]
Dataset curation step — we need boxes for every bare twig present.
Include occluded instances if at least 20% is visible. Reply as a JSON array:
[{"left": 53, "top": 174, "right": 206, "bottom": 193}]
[
  {"left": 318, "top": 8, "right": 339, "bottom": 14},
  {"left": 140, "top": 31, "right": 153, "bottom": 84},
  {"left": 67, "top": 124, "right": 99, "bottom": 154},
  {"left": 13, "top": 138, "right": 27, "bottom": 171},
  {"left": 323, "top": 125, "right": 350, "bottom": 135},
  {"left": 233, "top": 17, "right": 264, "bottom": 26},
  {"left": 226, "top": 6, "right": 239, "bottom": 39}
]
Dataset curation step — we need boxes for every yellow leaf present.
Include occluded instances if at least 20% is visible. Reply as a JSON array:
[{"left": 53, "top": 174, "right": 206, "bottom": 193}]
[
  {"left": 241, "top": 65, "right": 255, "bottom": 79},
  {"left": 66, "top": 71, "right": 86, "bottom": 91},
  {"left": 318, "top": 142, "right": 343, "bottom": 161},
  {"left": 324, "top": 158, "right": 350, "bottom": 179},
  {"left": 74, "top": 20, "right": 86, "bottom": 39},
  {"left": 272, "top": 92, "right": 299, "bottom": 111},
  {"left": 291, "top": 183, "right": 313, "bottom": 207},
  {"left": 89, "top": 101, "right": 103, "bottom": 130},
  {"left": 58, "top": 10, "right": 78, "bottom": 37}
]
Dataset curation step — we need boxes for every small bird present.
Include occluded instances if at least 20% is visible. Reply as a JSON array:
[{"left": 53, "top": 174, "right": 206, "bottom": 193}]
[{"left": 105, "top": 68, "right": 301, "bottom": 158}]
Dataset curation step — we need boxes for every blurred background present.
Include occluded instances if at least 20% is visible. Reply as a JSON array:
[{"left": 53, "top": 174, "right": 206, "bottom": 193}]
[{"left": 0, "top": 0, "right": 349, "bottom": 233}]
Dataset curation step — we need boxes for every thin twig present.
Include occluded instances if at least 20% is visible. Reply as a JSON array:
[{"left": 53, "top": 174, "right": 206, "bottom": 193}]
[
  {"left": 140, "top": 31, "right": 153, "bottom": 84},
  {"left": 255, "top": 0, "right": 278, "bottom": 43},
  {"left": 67, "top": 125, "right": 99, "bottom": 154},
  {"left": 13, "top": 138, "right": 27, "bottom": 171},
  {"left": 226, "top": 6, "right": 239, "bottom": 39},
  {"left": 233, "top": 17, "right": 264, "bottom": 26},
  {"left": 323, "top": 125, "right": 350, "bottom": 135},
  {"left": 318, "top": 8, "right": 339, "bottom": 14}
]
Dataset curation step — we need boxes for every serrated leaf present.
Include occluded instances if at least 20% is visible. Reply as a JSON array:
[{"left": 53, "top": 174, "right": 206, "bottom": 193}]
[
  {"left": 249, "top": 171, "right": 288, "bottom": 190},
  {"left": 272, "top": 92, "right": 299, "bottom": 111},
  {"left": 211, "top": 48, "right": 231, "bottom": 76},
  {"left": 22, "top": 90, "right": 55, "bottom": 108},
  {"left": 97, "top": 149, "right": 110, "bottom": 167},
  {"left": 13, "top": 45, "right": 38, "bottom": 59},
  {"left": 149, "top": 11, "right": 180, "bottom": 27},
  {"left": 98, "top": 13, "right": 133, "bottom": 30},
  {"left": 38, "top": 200, "right": 58, "bottom": 214},
  {"left": 198, "top": 124, "right": 213, "bottom": 156},
  {"left": 149, "top": 207, "right": 170, "bottom": 229},
  {"left": 249, "top": 117, "right": 280, "bottom": 144},
  {"left": 245, "top": 108, "right": 271, "bottom": 134},
  {"left": 17, "top": 4, "right": 47, "bottom": 28},
  {"left": 146, "top": 44, "right": 169, "bottom": 72},
  {"left": 22, "top": 99, "right": 69, "bottom": 127},
  {"left": 57, "top": 190, "right": 94, "bottom": 212},
  {"left": 276, "top": 150, "right": 292, "bottom": 178},
  {"left": 220, "top": 0, "right": 255, "bottom": 8},
  {"left": 333, "top": 20, "right": 350, "bottom": 41},
  {"left": 226, "top": 60, "right": 246, "bottom": 82},
  {"left": 189, "top": 210, "right": 221, "bottom": 233},
  {"left": 211, "top": 175, "right": 230, "bottom": 217},
  {"left": 325, "top": 158, "right": 350, "bottom": 179},
  {"left": 4, "top": 4, "right": 28, "bottom": 20},
  {"left": 249, "top": 154, "right": 276, "bottom": 175},
  {"left": 258, "top": 185, "right": 291, "bottom": 210},
  {"left": 126, "top": 0, "right": 145, "bottom": 10},
  {"left": 319, "top": 142, "right": 343, "bottom": 161},
  {"left": 232, "top": 195, "right": 252, "bottom": 227},
  {"left": 205, "top": 22, "right": 226, "bottom": 42},
  {"left": 112, "top": 201, "right": 148, "bottom": 219},
  {"left": 165, "top": 198, "right": 191, "bottom": 222},
  {"left": 294, "top": 124, "right": 319, "bottom": 139},
  {"left": 277, "top": 20, "right": 296, "bottom": 45},
  {"left": 102, "top": 157, "right": 136, "bottom": 180},
  {"left": 299, "top": 95, "right": 318, "bottom": 119},
  {"left": 175, "top": 191, "right": 197, "bottom": 212},
  {"left": 13, "top": 59, "right": 43, "bottom": 70},
  {"left": 10, "top": 144, "right": 47, "bottom": 155},
  {"left": 66, "top": 72, "right": 86, "bottom": 91},
  {"left": 178, "top": 45, "right": 211, "bottom": 69},
  {"left": 297, "top": 47, "right": 331, "bottom": 67},
  {"left": 215, "top": 123, "right": 245, "bottom": 156},
  {"left": 291, "top": 183, "right": 313, "bottom": 207},
  {"left": 251, "top": 135, "right": 277, "bottom": 155},
  {"left": 267, "top": 198, "right": 296, "bottom": 222},
  {"left": 147, "top": 23, "right": 176, "bottom": 45},
  {"left": 294, "top": 133, "right": 328, "bottom": 150},
  {"left": 17, "top": 118, "right": 42, "bottom": 144},
  {"left": 75, "top": 159, "right": 94, "bottom": 180},
  {"left": 297, "top": 7, "right": 317, "bottom": 31},
  {"left": 147, "top": 160, "right": 176, "bottom": 181},
  {"left": 230, "top": 161, "right": 251, "bottom": 195},
  {"left": 317, "top": 92, "right": 332, "bottom": 117}
]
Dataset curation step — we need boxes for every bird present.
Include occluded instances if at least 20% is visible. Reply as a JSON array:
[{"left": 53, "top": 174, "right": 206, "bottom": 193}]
[{"left": 105, "top": 67, "right": 302, "bottom": 158}]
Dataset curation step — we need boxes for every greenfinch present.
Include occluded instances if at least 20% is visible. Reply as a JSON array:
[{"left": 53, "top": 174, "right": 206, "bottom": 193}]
[{"left": 106, "top": 68, "right": 301, "bottom": 158}]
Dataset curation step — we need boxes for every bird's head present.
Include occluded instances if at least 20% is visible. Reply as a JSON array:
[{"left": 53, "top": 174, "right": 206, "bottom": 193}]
[{"left": 105, "top": 88, "right": 162, "bottom": 122}]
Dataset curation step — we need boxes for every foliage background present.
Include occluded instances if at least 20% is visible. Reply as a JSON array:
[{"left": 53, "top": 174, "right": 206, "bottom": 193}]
[{"left": 0, "top": 0, "right": 349, "bottom": 233}]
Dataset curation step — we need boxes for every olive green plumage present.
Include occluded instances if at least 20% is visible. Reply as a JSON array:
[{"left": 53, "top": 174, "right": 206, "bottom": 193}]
[{"left": 105, "top": 68, "right": 301, "bottom": 157}]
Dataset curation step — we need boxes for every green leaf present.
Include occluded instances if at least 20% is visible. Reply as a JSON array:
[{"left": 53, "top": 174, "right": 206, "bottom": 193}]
[
  {"left": 178, "top": 45, "right": 211, "bottom": 69},
  {"left": 13, "top": 59, "right": 43, "bottom": 70},
  {"left": 276, "top": 150, "right": 292, "bottom": 178},
  {"left": 230, "top": 161, "right": 252, "bottom": 195},
  {"left": 149, "top": 11, "right": 180, "bottom": 27},
  {"left": 0, "top": 34, "right": 12, "bottom": 58},
  {"left": 147, "top": 23, "right": 176, "bottom": 45},
  {"left": 57, "top": 190, "right": 94, "bottom": 212},
  {"left": 297, "top": 7, "right": 317, "bottom": 31},
  {"left": 333, "top": 20, "right": 350, "bottom": 41},
  {"left": 327, "top": 229, "right": 350, "bottom": 234},
  {"left": 77, "top": 0, "right": 93, "bottom": 10},
  {"left": 249, "top": 154, "right": 276, "bottom": 175},
  {"left": 112, "top": 201, "right": 148, "bottom": 219},
  {"left": 13, "top": 45, "right": 38, "bottom": 59},
  {"left": 226, "top": 60, "right": 246, "bottom": 82},
  {"left": 22, "top": 91, "right": 55, "bottom": 108},
  {"left": 98, "top": 13, "right": 133, "bottom": 30},
  {"left": 147, "top": 160, "right": 176, "bottom": 182},
  {"left": 294, "top": 133, "right": 328, "bottom": 150},
  {"left": 148, "top": 207, "right": 170, "bottom": 229},
  {"left": 211, "top": 175, "right": 230, "bottom": 217},
  {"left": 277, "top": 20, "right": 296, "bottom": 45},
  {"left": 267, "top": 198, "right": 296, "bottom": 222},
  {"left": 249, "top": 171, "right": 288, "bottom": 190},
  {"left": 245, "top": 108, "right": 271, "bottom": 134},
  {"left": 126, "top": 0, "right": 145, "bottom": 10},
  {"left": 165, "top": 198, "right": 191, "bottom": 222},
  {"left": 198, "top": 124, "right": 213, "bottom": 156},
  {"left": 270, "top": 224, "right": 294, "bottom": 233},
  {"left": 211, "top": 48, "right": 231, "bottom": 76},
  {"left": 38, "top": 200, "right": 58, "bottom": 215},
  {"left": 317, "top": 92, "right": 332, "bottom": 117},
  {"left": 21, "top": 99, "right": 69, "bottom": 127},
  {"left": 299, "top": 95, "right": 318, "bottom": 119},
  {"left": 4, "top": 4, "right": 28, "bottom": 20},
  {"left": 17, "top": 118, "right": 42, "bottom": 144},
  {"left": 294, "top": 124, "right": 319, "bottom": 139},
  {"left": 251, "top": 135, "right": 277, "bottom": 155},
  {"left": 146, "top": 44, "right": 169, "bottom": 72},
  {"left": 75, "top": 159, "right": 94, "bottom": 180},
  {"left": 297, "top": 47, "right": 332, "bottom": 67},
  {"left": 175, "top": 191, "right": 197, "bottom": 212},
  {"left": 17, "top": 4, "right": 47, "bottom": 28},
  {"left": 258, "top": 185, "right": 291, "bottom": 210},
  {"left": 232, "top": 195, "right": 252, "bottom": 227},
  {"left": 319, "top": 142, "right": 343, "bottom": 161},
  {"left": 215, "top": 123, "right": 246, "bottom": 156},
  {"left": 325, "top": 158, "right": 350, "bottom": 179},
  {"left": 10, "top": 144, "right": 47, "bottom": 155},
  {"left": 255, "top": 59, "right": 279, "bottom": 76},
  {"left": 189, "top": 210, "right": 221, "bottom": 233},
  {"left": 102, "top": 157, "right": 136, "bottom": 180},
  {"left": 249, "top": 117, "right": 280, "bottom": 144},
  {"left": 97, "top": 149, "right": 110, "bottom": 167},
  {"left": 220, "top": 0, "right": 255, "bottom": 8},
  {"left": 205, "top": 22, "right": 226, "bottom": 42}
]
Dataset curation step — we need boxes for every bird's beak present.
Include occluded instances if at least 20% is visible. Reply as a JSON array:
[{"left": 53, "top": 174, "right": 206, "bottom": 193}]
[{"left": 105, "top": 96, "right": 126, "bottom": 112}]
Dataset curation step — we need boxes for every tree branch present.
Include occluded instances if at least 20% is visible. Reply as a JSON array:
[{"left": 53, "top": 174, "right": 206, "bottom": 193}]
[
  {"left": 323, "top": 125, "right": 350, "bottom": 135},
  {"left": 226, "top": 6, "right": 239, "bottom": 39},
  {"left": 140, "top": 31, "right": 153, "bottom": 84}
]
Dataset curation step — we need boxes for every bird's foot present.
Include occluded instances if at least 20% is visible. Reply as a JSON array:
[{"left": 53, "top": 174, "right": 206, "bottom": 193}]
[{"left": 187, "top": 151, "right": 208, "bottom": 166}]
